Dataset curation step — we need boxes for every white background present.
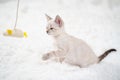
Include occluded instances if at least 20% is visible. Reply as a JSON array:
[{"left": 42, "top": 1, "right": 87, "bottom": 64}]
[{"left": 0, "top": 0, "right": 120, "bottom": 80}]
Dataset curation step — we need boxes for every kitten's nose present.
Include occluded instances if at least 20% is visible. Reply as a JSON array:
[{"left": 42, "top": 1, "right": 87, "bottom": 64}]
[{"left": 46, "top": 31, "right": 49, "bottom": 33}]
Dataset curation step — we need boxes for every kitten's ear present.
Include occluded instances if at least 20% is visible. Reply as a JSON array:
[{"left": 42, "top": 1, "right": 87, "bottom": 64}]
[
  {"left": 45, "top": 14, "right": 52, "bottom": 21},
  {"left": 55, "top": 15, "right": 64, "bottom": 27}
]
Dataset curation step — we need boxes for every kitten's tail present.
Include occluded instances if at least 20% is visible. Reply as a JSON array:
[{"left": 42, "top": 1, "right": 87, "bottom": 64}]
[{"left": 98, "top": 49, "right": 117, "bottom": 62}]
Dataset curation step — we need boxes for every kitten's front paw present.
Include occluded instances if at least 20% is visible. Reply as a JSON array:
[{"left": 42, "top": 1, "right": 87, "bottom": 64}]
[{"left": 42, "top": 53, "right": 50, "bottom": 60}]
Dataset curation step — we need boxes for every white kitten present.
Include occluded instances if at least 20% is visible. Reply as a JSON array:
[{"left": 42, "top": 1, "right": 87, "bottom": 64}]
[{"left": 42, "top": 14, "right": 116, "bottom": 67}]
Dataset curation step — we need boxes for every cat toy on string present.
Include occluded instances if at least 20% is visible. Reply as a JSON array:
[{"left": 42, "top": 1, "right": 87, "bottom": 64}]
[{"left": 3, "top": 0, "right": 28, "bottom": 38}]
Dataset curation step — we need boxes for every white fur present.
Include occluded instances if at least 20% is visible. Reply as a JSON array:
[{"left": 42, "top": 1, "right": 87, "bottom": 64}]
[{"left": 42, "top": 15, "right": 99, "bottom": 67}]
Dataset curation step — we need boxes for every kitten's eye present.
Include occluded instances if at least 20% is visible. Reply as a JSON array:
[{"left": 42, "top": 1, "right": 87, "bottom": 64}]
[{"left": 50, "top": 28, "right": 54, "bottom": 30}]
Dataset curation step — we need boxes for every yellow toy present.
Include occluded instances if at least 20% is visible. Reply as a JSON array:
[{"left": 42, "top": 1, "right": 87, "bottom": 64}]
[
  {"left": 3, "top": 29, "right": 27, "bottom": 38},
  {"left": 3, "top": 0, "right": 28, "bottom": 38}
]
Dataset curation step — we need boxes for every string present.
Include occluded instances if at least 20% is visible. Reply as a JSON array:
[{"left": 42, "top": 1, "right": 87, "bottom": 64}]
[{"left": 14, "top": 0, "right": 20, "bottom": 29}]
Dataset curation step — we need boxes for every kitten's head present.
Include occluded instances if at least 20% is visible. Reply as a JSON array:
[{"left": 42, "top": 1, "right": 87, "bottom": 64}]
[{"left": 45, "top": 14, "right": 65, "bottom": 37}]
